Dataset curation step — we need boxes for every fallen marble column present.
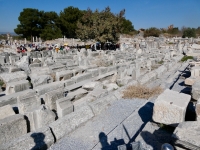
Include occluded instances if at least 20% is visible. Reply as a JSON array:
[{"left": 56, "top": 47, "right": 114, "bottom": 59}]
[{"left": 153, "top": 89, "right": 190, "bottom": 126}]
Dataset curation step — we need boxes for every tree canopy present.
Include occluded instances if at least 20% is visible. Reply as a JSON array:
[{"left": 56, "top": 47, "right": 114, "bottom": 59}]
[
  {"left": 14, "top": 8, "right": 41, "bottom": 41},
  {"left": 14, "top": 6, "right": 135, "bottom": 41},
  {"left": 59, "top": 6, "right": 83, "bottom": 38},
  {"left": 76, "top": 7, "right": 126, "bottom": 42}
]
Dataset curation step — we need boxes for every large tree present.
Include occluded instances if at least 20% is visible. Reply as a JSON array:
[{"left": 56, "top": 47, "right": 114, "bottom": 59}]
[
  {"left": 40, "top": 11, "right": 62, "bottom": 40},
  {"left": 59, "top": 6, "right": 83, "bottom": 38},
  {"left": 14, "top": 8, "right": 42, "bottom": 41},
  {"left": 121, "top": 18, "right": 135, "bottom": 34},
  {"left": 76, "top": 7, "right": 125, "bottom": 42}
]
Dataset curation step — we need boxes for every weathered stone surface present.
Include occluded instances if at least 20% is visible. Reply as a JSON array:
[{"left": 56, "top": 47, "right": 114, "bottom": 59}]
[
  {"left": 82, "top": 81, "right": 103, "bottom": 91},
  {"left": 0, "top": 71, "right": 27, "bottom": 83},
  {"left": 89, "top": 88, "right": 108, "bottom": 98},
  {"left": 15, "top": 56, "right": 30, "bottom": 74},
  {"left": 25, "top": 105, "right": 56, "bottom": 131},
  {"left": 185, "top": 77, "right": 195, "bottom": 86},
  {"left": 196, "top": 99, "right": 200, "bottom": 121},
  {"left": 34, "top": 81, "right": 64, "bottom": 96},
  {"left": 55, "top": 70, "right": 73, "bottom": 81},
  {"left": 192, "top": 80, "right": 200, "bottom": 100},
  {"left": 67, "top": 88, "right": 88, "bottom": 100},
  {"left": 89, "top": 94, "right": 118, "bottom": 115},
  {"left": 49, "top": 105, "right": 94, "bottom": 141},
  {"left": 0, "top": 126, "right": 54, "bottom": 150},
  {"left": 18, "top": 95, "right": 41, "bottom": 114},
  {"left": 0, "top": 105, "right": 15, "bottom": 120},
  {"left": 30, "top": 74, "right": 53, "bottom": 88},
  {"left": 153, "top": 89, "right": 191, "bottom": 125},
  {"left": 45, "top": 88, "right": 64, "bottom": 110},
  {"left": 56, "top": 97, "right": 73, "bottom": 118},
  {"left": 5, "top": 80, "right": 29, "bottom": 95},
  {"left": 135, "top": 122, "right": 172, "bottom": 150},
  {"left": 71, "top": 73, "right": 92, "bottom": 83},
  {"left": 0, "top": 89, "right": 36, "bottom": 107},
  {"left": 172, "top": 121, "right": 200, "bottom": 150},
  {"left": 0, "top": 114, "right": 27, "bottom": 145}
]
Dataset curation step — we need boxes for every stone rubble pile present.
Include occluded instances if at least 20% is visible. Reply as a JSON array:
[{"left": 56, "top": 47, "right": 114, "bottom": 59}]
[{"left": 0, "top": 36, "right": 199, "bottom": 150}]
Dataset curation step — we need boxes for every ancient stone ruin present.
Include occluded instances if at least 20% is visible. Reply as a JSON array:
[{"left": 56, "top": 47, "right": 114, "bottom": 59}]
[{"left": 0, "top": 36, "right": 200, "bottom": 150}]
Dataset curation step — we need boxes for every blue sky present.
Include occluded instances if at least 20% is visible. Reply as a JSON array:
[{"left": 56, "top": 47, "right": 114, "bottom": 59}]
[{"left": 0, "top": 0, "right": 200, "bottom": 33}]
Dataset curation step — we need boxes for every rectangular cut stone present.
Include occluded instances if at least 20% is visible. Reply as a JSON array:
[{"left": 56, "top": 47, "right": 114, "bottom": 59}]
[
  {"left": 155, "top": 65, "right": 167, "bottom": 77},
  {"left": 25, "top": 105, "right": 56, "bottom": 131},
  {"left": 0, "top": 114, "right": 27, "bottom": 145},
  {"left": 62, "top": 78, "right": 75, "bottom": 87},
  {"left": 34, "top": 81, "right": 64, "bottom": 96},
  {"left": 56, "top": 97, "right": 73, "bottom": 118},
  {"left": 99, "top": 67, "right": 108, "bottom": 75},
  {"left": 89, "top": 94, "right": 118, "bottom": 116},
  {"left": 0, "top": 127, "right": 54, "bottom": 150},
  {"left": 45, "top": 88, "right": 64, "bottom": 110},
  {"left": 49, "top": 64, "right": 66, "bottom": 73},
  {"left": 87, "top": 69, "right": 99, "bottom": 77},
  {"left": 49, "top": 105, "right": 94, "bottom": 141},
  {"left": 132, "top": 68, "right": 140, "bottom": 80},
  {"left": 0, "top": 89, "right": 36, "bottom": 107},
  {"left": 0, "top": 71, "right": 27, "bottom": 83},
  {"left": 56, "top": 70, "right": 74, "bottom": 81},
  {"left": 0, "top": 105, "right": 15, "bottom": 120},
  {"left": 67, "top": 88, "right": 88, "bottom": 100},
  {"left": 5, "top": 80, "right": 29, "bottom": 95},
  {"left": 30, "top": 74, "right": 53, "bottom": 88},
  {"left": 172, "top": 121, "right": 200, "bottom": 150},
  {"left": 153, "top": 89, "right": 191, "bottom": 125},
  {"left": 18, "top": 95, "right": 41, "bottom": 114},
  {"left": 71, "top": 73, "right": 92, "bottom": 83},
  {"left": 192, "top": 80, "right": 200, "bottom": 100}
]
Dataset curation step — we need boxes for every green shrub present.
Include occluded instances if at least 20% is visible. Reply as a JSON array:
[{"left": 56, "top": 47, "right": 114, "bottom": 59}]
[
  {"left": 181, "top": 56, "right": 193, "bottom": 62},
  {"left": 0, "top": 80, "right": 4, "bottom": 86}
]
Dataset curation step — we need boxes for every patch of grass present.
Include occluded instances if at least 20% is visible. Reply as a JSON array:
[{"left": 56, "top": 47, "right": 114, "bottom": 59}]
[
  {"left": 0, "top": 80, "right": 4, "bottom": 86},
  {"left": 158, "top": 60, "right": 164, "bottom": 64},
  {"left": 103, "top": 85, "right": 106, "bottom": 89},
  {"left": 159, "top": 123, "right": 175, "bottom": 133},
  {"left": 122, "top": 84, "right": 163, "bottom": 99},
  {"left": 181, "top": 55, "right": 193, "bottom": 62}
]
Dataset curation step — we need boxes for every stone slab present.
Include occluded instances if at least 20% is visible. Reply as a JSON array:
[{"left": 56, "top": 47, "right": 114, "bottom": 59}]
[{"left": 153, "top": 89, "right": 191, "bottom": 125}]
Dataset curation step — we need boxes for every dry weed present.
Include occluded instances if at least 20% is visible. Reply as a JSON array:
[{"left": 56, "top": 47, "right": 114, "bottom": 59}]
[{"left": 122, "top": 84, "right": 163, "bottom": 99}]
